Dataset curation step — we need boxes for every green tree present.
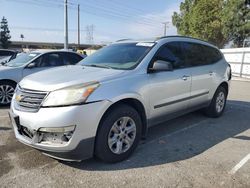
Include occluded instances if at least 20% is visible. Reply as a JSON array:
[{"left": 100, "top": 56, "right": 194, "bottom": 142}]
[
  {"left": 172, "top": 0, "right": 250, "bottom": 48},
  {"left": 172, "top": 0, "right": 193, "bottom": 36},
  {"left": 0, "top": 17, "right": 11, "bottom": 49},
  {"left": 222, "top": 0, "right": 250, "bottom": 47},
  {"left": 172, "top": 0, "right": 226, "bottom": 48}
]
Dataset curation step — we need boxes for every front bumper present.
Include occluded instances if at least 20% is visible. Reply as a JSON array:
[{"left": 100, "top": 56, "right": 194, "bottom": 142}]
[{"left": 9, "top": 100, "right": 111, "bottom": 161}]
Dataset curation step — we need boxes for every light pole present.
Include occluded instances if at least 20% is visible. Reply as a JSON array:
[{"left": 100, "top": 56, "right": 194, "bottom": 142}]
[
  {"left": 64, "top": 0, "right": 69, "bottom": 49},
  {"left": 78, "top": 4, "right": 80, "bottom": 49}
]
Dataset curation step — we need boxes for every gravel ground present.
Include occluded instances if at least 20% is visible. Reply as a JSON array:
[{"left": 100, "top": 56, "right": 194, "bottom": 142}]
[{"left": 0, "top": 80, "right": 250, "bottom": 188}]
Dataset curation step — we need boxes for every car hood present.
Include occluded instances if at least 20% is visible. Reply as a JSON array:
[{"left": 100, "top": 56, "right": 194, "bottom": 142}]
[{"left": 19, "top": 65, "right": 126, "bottom": 91}]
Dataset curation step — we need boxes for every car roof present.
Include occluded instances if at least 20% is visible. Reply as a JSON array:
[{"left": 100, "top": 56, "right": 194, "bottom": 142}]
[
  {"left": 115, "top": 35, "right": 218, "bottom": 49},
  {"left": 29, "top": 49, "right": 80, "bottom": 55}
]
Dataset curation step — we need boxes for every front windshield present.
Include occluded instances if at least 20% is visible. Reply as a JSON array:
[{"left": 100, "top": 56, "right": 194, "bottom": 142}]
[
  {"left": 6, "top": 52, "right": 40, "bottom": 67},
  {"left": 79, "top": 42, "right": 155, "bottom": 70}
]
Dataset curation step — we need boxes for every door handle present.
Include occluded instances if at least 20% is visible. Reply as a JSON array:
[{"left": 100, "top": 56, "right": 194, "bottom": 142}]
[
  {"left": 182, "top": 75, "right": 190, "bottom": 81},
  {"left": 209, "top": 71, "right": 214, "bottom": 76}
]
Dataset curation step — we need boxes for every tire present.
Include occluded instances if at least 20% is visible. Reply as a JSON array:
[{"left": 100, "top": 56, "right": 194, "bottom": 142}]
[
  {"left": 204, "top": 86, "right": 227, "bottom": 118},
  {"left": 95, "top": 104, "right": 142, "bottom": 163},
  {"left": 0, "top": 81, "right": 16, "bottom": 106}
]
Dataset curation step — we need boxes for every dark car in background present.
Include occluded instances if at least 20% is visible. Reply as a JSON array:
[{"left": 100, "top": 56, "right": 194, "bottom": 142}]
[{"left": 0, "top": 49, "right": 19, "bottom": 65}]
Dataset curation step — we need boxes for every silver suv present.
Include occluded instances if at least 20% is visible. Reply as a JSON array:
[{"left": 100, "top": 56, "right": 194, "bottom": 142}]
[{"left": 9, "top": 36, "right": 231, "bottom": 163}]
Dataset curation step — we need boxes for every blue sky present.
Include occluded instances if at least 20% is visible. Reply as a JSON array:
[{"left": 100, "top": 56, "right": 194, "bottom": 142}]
[{"left": 0, "top": 0, "right": 183, "bottom": 44}]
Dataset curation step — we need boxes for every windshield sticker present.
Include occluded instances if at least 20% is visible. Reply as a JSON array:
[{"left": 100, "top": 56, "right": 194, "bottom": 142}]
[{"left": 136, "top": 42, "right": 155, "bottom": 47}]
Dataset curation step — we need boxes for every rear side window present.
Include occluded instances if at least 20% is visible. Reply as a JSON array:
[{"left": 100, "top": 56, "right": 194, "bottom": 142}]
[
  {"left": 182, "top": 42, "right": 222, "bottom": 66},
  {"left": 155, "top": 42, "right": 186, "bottom": 69},
  {"left": 39, "top": 53, "right": 64, "bottom": 67},
  {"left": 63, "top": 53, "right": 83, "bottom": 65}
]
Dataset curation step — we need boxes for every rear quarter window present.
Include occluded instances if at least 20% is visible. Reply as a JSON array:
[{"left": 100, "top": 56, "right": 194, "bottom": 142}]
[
  {"left": 63, "top": 53, "right": 83, "bottom": 65},
  {"left": 202, "top": 45, "right": 223, "bottom": 64}
]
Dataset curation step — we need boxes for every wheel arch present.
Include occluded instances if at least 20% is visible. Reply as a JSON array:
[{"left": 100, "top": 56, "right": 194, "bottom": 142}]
[
  {"left": 218, "top": 81, "right": 229, "bottom": 96},
  {"left": 96, "top": 98, "right": 148, "bottom": 140},
  {"left": 0, "top": 79, "right": 17, "bottom": 86}
]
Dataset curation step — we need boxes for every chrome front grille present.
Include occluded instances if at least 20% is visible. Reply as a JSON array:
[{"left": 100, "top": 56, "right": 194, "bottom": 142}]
[{"left": 14, "top": 86, "right": 48, "bottom": 112}]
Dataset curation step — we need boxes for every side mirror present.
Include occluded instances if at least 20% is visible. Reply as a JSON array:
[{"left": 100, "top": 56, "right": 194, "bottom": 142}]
[
  {"left": 26, "top": 62, "right": 36, "bottom": 69},
  {"left": 149, "top": 60, "right": 173, "bottom": 73}
]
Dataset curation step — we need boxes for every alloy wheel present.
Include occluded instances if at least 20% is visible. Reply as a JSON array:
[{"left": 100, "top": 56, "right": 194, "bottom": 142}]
[
  {"left": 108, "top": 116, "right": 137, "bottom": 154},
  {"left": 0, "top": 84, "right": 15, "bottom": 105},
  {"left": 215, "top": 91, "right": 225, "bottom": 113}
]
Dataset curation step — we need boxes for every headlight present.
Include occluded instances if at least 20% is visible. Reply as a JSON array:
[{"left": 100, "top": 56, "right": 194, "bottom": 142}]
[{"left": 42, "top": 82, "right": 100, "bottom": 107}]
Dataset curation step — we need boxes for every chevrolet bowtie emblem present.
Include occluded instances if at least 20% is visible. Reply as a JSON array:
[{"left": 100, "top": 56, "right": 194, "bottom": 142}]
[{"left": 15, "top": 95, "right": 23, "bottom": 102}]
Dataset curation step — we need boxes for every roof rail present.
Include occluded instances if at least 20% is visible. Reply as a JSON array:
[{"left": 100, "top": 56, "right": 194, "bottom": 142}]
[
  {"left": 116, "top": 39, "right": 132, "bottom": 42},
  {"left": 158, "top": 35, "right": 210, "bottom": 44}
]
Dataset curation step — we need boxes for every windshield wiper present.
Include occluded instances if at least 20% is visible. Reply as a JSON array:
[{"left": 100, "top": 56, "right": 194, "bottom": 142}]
[{"left": 83, "top": 64, "right": 113, "bottom": 69}]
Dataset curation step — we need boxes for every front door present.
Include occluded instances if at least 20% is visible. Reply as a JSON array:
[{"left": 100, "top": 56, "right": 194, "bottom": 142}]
[
  {"left": 147, "top": 42, "right": 191, "bottom": 125},
  {"left": 22, "top": 52, "right": 64, "bottom": 78}
]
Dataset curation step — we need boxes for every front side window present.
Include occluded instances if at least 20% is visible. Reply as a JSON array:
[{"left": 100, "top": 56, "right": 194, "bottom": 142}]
[
  {"left": 79, "top": 43, "right": 154, "bottom": 70},
  {"left": 154, "top": 42, "right": 186, "bottom": 69},
  {"left": 6, "top": 53, "right": 40, "bottom": 67}
]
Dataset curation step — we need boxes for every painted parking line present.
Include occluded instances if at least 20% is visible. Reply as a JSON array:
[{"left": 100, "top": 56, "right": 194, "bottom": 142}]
[{"left": 229, "top": 153, "right": 250, "bottom": 175}]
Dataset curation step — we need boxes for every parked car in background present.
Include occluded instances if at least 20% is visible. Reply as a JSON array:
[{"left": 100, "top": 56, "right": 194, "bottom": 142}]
[
  {"left": 9, "top": 36, "right": 231, "bottom": 163},
  {"left": 0, "top": 49, "right": 18, "bottom": 65},
  {"left": 0, "top": 50, "right": 83, "bottom": 105}
]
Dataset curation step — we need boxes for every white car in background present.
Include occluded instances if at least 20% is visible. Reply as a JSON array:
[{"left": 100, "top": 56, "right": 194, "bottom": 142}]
[{"left": 0, "top": 50, "right": 83, "bottom": 105}]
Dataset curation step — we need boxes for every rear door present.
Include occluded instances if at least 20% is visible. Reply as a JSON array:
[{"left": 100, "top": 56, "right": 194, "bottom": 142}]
[
  {"left": 147, "top": 42, "right": 191, "bottom": 124},
  {"left": 181, "top": 42, "right": 220, "bottom": 108}
]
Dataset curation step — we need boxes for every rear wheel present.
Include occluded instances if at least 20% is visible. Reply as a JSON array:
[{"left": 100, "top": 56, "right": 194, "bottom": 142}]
[
  {"left": 0, "top": 81, "right": 16, "bottom": 106},
  {"left": 95, "top": 104, "right": 142, "bottom": 163},
  {"left": 205, "top": 86, "right": 227, "bottom": 118}
]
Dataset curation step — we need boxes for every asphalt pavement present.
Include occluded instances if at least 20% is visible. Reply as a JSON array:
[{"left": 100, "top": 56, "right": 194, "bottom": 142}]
[{"left": 0, "top": 80, "right": 250, "bottom": 188}]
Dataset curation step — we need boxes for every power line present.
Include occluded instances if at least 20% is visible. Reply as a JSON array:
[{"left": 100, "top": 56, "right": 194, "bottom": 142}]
[
  {"left": 7, "top": 0, "right": 162, "bottom": 31},
  {"left": 5, "top": 0, "right": 167, "bottom": 41},
  {"left": 71, "top": 0, "right": 167, "bottom": 23},
  {"left": 9, "top": 26, "right": 127, "bottom": 41},
  {"left": 9, "top": 26, "right": 86, "bottom": 32}
]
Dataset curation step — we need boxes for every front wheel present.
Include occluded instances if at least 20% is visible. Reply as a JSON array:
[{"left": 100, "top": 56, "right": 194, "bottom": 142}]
[
  {"left": 95, "top": 104, "right": 142, "bottom": 163},
  {"left": 204, "top": 86, "right": 227, "bottom": 118},
  {"left": 0, "top": 81, "right": 16, "bottom": 106}
]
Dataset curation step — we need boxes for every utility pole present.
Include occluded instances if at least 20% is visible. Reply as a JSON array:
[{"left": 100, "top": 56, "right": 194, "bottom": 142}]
[
  {"left": 86, "top": 24, "right": 94, "bottom": 44},
  {"left": 64, "top": 0, "right": 69, "bottom": 49},
  {"left": 78, "top": 4, "right": 80, "bottom": 49},
  {"left": 162, "top": 22, "right": 170, "bottom": 36}
]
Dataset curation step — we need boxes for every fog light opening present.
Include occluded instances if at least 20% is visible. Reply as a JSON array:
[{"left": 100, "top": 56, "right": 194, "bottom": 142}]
[{"left": 38, "top": 125, "right": 75, "bottom": 145}]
